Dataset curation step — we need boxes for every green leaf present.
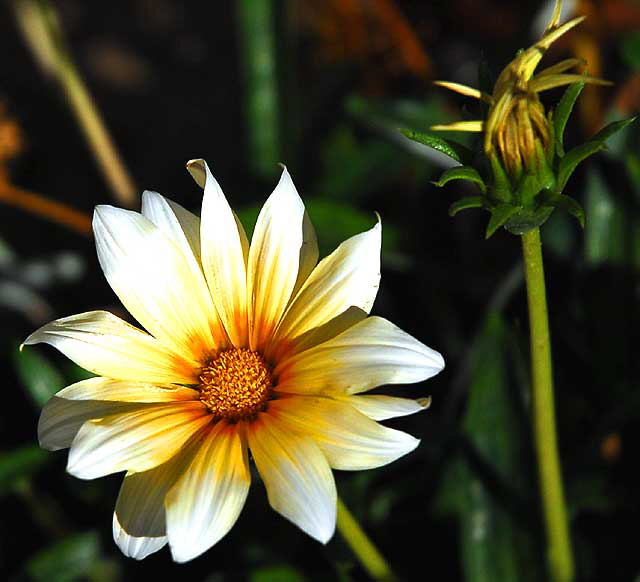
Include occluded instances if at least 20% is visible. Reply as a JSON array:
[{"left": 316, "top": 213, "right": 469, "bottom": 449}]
[
  {"left": 620, "top": 32, "right": 640, "bottom": 71},
  {"left": 250, "top": 565, "right": 306, "bottom": 582},
  {"left": 25, "top": 531, "right": 101, "bottom": 582},
  {"left": 239, "top": 198, "right": 399, "bottom": 259},
  {"left": 449, "top": 196, "right": 485, "bottom": 216},
  {"left": 557, "top": 117, "right": 637, "bottom": 192},
  {"left": 400, "top": 129, "right": 474, "bottom": 165},
  {"left": 347, "top": 94, "right": 456, "bottom": 132},
  {"left": 460, "top": 313, "right": 541, "bottom": 582},
  {"left": 485, "top": 204, "right": 522, "bottom": 238},
  {"left": 14, "top": 344, "right": 65, "bottom": 408},
  {"left": 554, "top": 82, "right": 584, "bottom": 157},
  {"left": 547, "top": 194, "right": 585, "bottom": 227},
  {"left": 237, "top": 0, "right": 281, "bottom": 176},
  {"left": 584, "top": 168, "right": 625, "bottom": 265},
  {"left": 433, "top": 166, "right": 486, "bottom": 192},
  {"left": 0, "top": 445, "right": 49, "bottom": 495}
]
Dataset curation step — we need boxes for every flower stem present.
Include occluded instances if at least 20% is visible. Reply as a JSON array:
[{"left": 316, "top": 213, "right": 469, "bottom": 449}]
[
  {"left": 336, "top": 496, "right": 396, "bottom": 581},
  {"left": 521, "top": 227, "right": 574, "bottom": 582},
  {"left": 13, "top": 0, "right": 137, "bottom": 207}
]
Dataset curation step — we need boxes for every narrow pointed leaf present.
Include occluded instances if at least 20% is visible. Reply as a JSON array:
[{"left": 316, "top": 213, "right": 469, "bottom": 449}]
[
  {"left": 547, "top": 195, "right": 585, "bottom": 227},
  {"left": 400, "top": 129, "right": 474, "bottom": 165},
  {"left": 237, "top": 0, "right": 281, "bottom": 176},
  {"left": 488, "top": 154, "right": 513, "bottom": 203},
  {"left": 0, "top": 446, "right": 49, "bottom": 495},
  {"left": 449, "top": 197, "right": 485, "bottom": 217},
  {"left": 554, "top": 82, "right": 584, "bottom": 157},
  {"left": 14, "top": 345, "right": 65, "bottom": 408},
  {"left": 25, "top": 532, "right": 103, "bottom": 582},
  {"left": 557, "top": 117, "right": 637, "bottom": 191},
  {"left": 584, "top": 169, "right": 625, "bottom": 265},
  {"left": 486, "top": 204, "right": 522, "bottom": 238},
  {"left": 459, "top": 313, "right": 541, "bottom": 582},
  {"left": 433, "top": 166, "right": 486, "bottom": 193}
]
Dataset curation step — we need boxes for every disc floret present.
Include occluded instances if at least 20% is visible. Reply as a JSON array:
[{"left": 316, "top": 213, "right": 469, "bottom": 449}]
[{"left": 199, "top": 348, "right": 273, "bottom": 421}]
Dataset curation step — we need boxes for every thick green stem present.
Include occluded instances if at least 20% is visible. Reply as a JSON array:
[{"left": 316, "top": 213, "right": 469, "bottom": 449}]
[
  {"left": 521, "top": 228, "right": 574, "bottom": 582},
  {"left": 336, "top": 496, "right": 396, "bottom": 581}
]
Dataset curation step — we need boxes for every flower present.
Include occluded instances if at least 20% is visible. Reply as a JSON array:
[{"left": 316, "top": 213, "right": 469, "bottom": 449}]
[{"left": 23, "top": 159, "right": 444, "bottom": 562}]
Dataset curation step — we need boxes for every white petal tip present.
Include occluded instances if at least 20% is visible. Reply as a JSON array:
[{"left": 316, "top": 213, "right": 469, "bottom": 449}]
[
  {"left": 65, "top": 460, "right": 87, "bottom": 480},
  {"left": 304, "top": 521, "right": 335, "bottom": 545},
  {"left": 66, "top": 453, "right": 100, "bottom": 480},
  {"left": 417, "top": 396, "right": 432, "bottom": 410},
  {"left": 317, "top": 529, "right": 335, "bottom": 545},
  {"left": 169, "top": 544, "right": 206, "bottom": 564},
  {"left": 186, "top": 159, "right": 207, "bottom": 188},
  {"left": 113, "top": 514, "right": 167, "bottom": 560},
  {"left": 18, "top": 342, "right": 25, "bottom": 352},
  {"left": 141, "top": 190, "right": 158, "bottom": 203}
]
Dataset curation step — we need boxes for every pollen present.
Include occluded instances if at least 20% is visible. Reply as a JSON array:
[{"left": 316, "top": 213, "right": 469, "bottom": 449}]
[{"left": 198, "top": 348, "right": 273, "bottom": 421}]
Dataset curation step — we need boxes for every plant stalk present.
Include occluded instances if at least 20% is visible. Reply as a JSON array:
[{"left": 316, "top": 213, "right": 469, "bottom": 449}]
[
  {"left": 521, "top": 227, "right": 574, "bottom": 582},
  {"left": 336, "top": 496, "right": 396, "bottom": 581},
  {"left": 13, "top": 0, "right": 137, "bottom": 207}
]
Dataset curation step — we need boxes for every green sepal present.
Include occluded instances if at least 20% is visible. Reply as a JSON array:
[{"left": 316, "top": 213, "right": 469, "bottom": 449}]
[
  {"left": 488, "top": 153, "right": 513, "bottom": 203},
  {"left": 546, "top": 194, "right": 585, "bottom": 227},
  {"left": 485, "top": 203, "right": 522, "bottom": 238},
  {"left": 554, "top": 82, "right": 585, "bottom": 157},
  {"left": 400, "top": 129, "right": 474, "bottom": 165},
  {"left": 515, "top": 146, "right": 556, "bottom": 206},
  {"left": 557, "top": 116, "right": 637, "bottom": 192},
  {"left": 504, "top": 205, "right": 554, "bottom": 235},
  {"left": 433, "top": 166, "right": 487, "bottom": 193},
  {"left": 449, "top": 196, "right": 485, "bottom": 216}
]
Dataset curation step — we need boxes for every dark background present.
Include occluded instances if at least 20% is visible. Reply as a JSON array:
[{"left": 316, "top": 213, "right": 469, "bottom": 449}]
[{"left": 1, "top": 1, "right": 639, "bottom": 580}]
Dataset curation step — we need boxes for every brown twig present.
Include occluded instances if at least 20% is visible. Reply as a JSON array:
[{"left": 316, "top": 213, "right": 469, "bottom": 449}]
[{"left": 0, "top": 181, "right": 92, "bottom": 237}]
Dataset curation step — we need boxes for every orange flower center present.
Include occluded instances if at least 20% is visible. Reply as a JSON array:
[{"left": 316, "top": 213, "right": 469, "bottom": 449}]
[{"left": 198, "top": 348, "right": 272, "bottom": 421}]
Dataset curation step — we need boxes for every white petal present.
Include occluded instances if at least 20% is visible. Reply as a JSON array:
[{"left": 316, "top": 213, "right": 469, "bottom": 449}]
[
  {"left": 55, "top": 376, "right": 199, "bottom": 403},
  {"left": 247, "top": 413, "right": 336, "bottom": 543},
  {"left": 38, "top": 377, "right": 198, "bottom": 451},
  {"left": 248, "top": 167, "right": 306, "bottom": 350},
  {"left": 344, "top": 394, "right": 431, "bottom": 421},
  {"left": 190, "top": 159, "right": 249, "bottom": 347},
  {"left": 93, "top": 205, "right": 219, "bottom": 361},
  {"left": 112, "top": 440, "right": 200, "bottom": 561},
  {"left": 23, "top": 311, "right": 198, "bottom": 384},
  {"left": 113, "top": 513, "right": 167, "bottom": 560},
  {"left": 38, "top": 396, "right": 139, "bottom": 451},
  {"left": 293, "top": 211, "right": 319, "bottom": 297},
  {"left": 141, "top": 190, "right": 202, "bottom": 264},
  {"left": 275, "top": 316, "right": 444, "bottom": 395},
  {"left": 274, "top": 219, "right": 381, "bottom": 347},
  {"left": 67, "top": 402, "right": 210, "bottom": 479},
  {"left": 166, "top": 422, "right": 250, "bottom": 562},
  {"left": 270, "top": 396, "right": 420, "bottom": 470}
]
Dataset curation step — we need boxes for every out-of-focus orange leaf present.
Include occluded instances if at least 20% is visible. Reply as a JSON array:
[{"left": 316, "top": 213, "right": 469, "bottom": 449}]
[{"left": 293, "top": 0, "right": 432, "bottom": 82}]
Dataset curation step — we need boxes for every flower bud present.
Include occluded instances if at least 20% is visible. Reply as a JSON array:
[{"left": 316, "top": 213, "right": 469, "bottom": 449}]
[{"left": 413, "top": 0, "right": 632, "bottom": 238}]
